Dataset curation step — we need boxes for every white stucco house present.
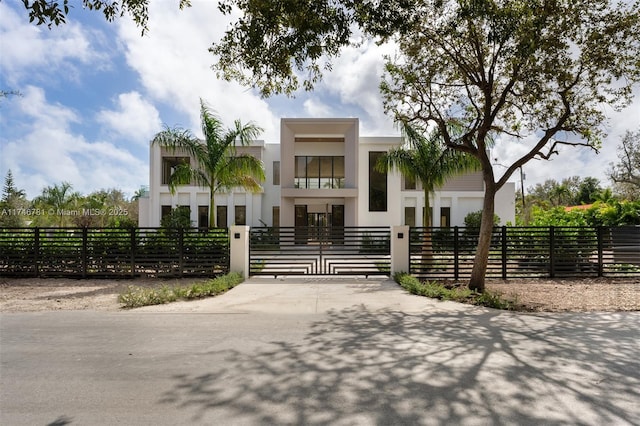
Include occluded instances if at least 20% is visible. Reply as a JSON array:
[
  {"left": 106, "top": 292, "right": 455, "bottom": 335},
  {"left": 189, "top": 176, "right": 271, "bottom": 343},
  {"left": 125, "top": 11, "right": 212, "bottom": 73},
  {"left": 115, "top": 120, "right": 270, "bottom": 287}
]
[{"left": 138, "top": 118, "right": 515, "bottom": 228}]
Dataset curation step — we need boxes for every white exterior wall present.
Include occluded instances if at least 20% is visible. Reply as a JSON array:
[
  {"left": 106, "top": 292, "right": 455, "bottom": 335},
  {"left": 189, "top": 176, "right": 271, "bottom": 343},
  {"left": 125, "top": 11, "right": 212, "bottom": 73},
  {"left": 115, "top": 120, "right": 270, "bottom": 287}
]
[
  {"left": 495, "top": 182, "right": 516, "bottom": 225},
  {"left": 141, "top": 118, "right": 516, "bottom": 228}
]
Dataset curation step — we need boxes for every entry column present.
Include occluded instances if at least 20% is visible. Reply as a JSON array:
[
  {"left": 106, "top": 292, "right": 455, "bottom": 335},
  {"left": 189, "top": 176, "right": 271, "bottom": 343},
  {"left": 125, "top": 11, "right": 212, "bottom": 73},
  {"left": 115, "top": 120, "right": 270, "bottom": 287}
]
[
  {"left": 391, "top": 225, "right": 410, "bottom": 275},
  {"left": 230, "top": 225, "right": 250, "bottom": 278}
]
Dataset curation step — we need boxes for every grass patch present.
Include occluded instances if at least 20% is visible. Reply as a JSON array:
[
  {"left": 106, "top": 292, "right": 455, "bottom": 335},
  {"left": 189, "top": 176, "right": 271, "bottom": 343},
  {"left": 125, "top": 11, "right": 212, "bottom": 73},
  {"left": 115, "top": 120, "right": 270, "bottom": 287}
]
[
  {"left": 118, "top": 272, "right": 244, "bottom": 308},
  {"left": 393, "top": 272, "right": 519, "bottom": 310}
]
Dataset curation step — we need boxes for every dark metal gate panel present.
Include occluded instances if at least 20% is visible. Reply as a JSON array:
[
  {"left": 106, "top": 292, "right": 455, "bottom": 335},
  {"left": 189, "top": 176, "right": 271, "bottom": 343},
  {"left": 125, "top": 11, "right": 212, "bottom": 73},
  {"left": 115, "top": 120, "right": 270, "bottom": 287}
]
[{"left": 249, "top": 227, "right": 390, "bottom": 276}]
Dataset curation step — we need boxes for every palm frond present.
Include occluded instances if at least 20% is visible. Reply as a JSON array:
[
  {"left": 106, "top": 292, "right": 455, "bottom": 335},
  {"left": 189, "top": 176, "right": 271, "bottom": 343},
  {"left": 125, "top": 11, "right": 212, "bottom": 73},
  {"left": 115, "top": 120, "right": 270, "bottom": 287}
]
[
  {"left": 199, "top": 99, "right": 225, "bottom": 146},
  {"left": 214, "top": 154, "right": 265, "bottom": 193}
]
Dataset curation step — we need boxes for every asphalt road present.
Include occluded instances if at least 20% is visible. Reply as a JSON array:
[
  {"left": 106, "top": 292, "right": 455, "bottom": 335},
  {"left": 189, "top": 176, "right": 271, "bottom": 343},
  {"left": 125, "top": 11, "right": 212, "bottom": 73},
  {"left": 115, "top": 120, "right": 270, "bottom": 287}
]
[{"left": 1, "top": 277, "right": 639, "bottom": 425}]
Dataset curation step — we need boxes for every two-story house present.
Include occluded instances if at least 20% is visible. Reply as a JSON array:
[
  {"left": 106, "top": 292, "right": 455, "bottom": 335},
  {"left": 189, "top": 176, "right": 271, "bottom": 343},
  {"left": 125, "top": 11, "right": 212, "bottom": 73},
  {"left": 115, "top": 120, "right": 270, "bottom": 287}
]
[{"left": 138, "top": 118, "right": 515, "bottom": 228}]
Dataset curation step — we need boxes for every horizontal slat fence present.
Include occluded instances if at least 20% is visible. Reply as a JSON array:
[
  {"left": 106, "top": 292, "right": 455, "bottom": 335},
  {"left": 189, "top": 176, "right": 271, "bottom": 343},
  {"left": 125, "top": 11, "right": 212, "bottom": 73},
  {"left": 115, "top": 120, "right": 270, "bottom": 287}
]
[
  {"left": 410, "top": 226, "right": 640, "bottom": 279},
  {"left": 0, "top": 227, "right": 229, "bottom": 278},
  {"left": 249, "top": 226, "right": 390, "bottom": 276},
  {"left": 1, "top": 226, "right": 637, "bottom": 280}
]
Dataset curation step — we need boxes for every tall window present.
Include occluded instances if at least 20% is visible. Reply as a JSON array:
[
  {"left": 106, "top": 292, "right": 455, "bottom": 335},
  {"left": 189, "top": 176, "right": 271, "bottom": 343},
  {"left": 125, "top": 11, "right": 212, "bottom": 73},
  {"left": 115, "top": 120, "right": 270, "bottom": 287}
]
[
  {"left": 404, "top": 207, "right": 416, "bottom": 227},
  {"left": 161, "top": 205, "right": 172, "bottom": 221},
  {"left": 216, "top": 206, "right": 227, "bottom": 228},
  {"left": 294, "top": 156, "right": 345, "bottom": 189},
  {"left": 440, "top": 207, "right": 451, "bottom": 227},
  {"left": 235, "top": 205, "right": 246, "bottom": 225},
  {"left": 161, "top": 157, "right": 189, "bottom": 185},
  {"left": 198, "top": 206, "right": 209, "bottom": 228},
  {"left": 369, "top": 152, "right": 387, "bottom": 212},
  {"left": 272, "top": 206, "right": 280, "bottom": 227},
  {"left": 273, "top": 161, "right": 280, "bottom": 185}
]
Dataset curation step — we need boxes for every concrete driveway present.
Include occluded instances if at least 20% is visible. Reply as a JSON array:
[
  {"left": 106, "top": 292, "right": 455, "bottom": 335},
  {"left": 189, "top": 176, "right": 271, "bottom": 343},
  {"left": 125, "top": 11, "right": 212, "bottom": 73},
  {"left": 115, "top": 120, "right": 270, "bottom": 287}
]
[{"left": 1, "top": 276, "right": 639, "bottom": 425}]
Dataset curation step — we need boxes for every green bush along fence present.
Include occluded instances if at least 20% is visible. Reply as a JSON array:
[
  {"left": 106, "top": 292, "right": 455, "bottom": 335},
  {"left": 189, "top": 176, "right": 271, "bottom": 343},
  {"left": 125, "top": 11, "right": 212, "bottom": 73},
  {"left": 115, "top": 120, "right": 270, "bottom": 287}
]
[
  {"left": 0, "top": 227, "right": 229, "bottom": 278},
  {"left": 411, "top": 226, "right": 640, "bottom": 279}
]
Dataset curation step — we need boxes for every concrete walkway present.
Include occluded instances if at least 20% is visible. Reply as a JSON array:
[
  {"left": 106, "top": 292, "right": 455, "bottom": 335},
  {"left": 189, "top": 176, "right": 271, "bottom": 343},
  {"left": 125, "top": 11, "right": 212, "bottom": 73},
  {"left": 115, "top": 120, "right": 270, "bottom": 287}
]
[
  {"left": 1, "top": 277, "right": 639, "bottom": 425},
  {"left": 138, "top": 276, "right": 466, "bottom": 314}
]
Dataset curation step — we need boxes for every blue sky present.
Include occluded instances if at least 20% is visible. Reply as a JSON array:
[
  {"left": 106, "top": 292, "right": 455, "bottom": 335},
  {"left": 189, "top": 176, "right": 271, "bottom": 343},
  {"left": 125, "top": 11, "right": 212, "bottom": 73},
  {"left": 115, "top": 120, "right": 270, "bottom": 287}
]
[{"left": 1, "top": 0, "right": 638, "bottom": 199}]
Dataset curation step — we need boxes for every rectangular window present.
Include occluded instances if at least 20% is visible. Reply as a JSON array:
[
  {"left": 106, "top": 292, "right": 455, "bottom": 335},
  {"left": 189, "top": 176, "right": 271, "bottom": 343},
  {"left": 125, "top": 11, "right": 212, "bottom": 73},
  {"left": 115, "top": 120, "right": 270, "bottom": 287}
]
[
  {"left": 333, "top": 156, "right": 345, "bottom": 188},
  {"left": 294, "top": 156, "right": 345, "bottom": 189},
  {"left": 295, "top": 156, "right": 307, "bottom": 188},
  {"left": 369, "top": 152, "right": 387, "bottom": 212},
  {"left": 320, "top": 156, "right": 333, "bottom": 189},
  {"left": 161, "top": 157, "right": 189, "bottom": 185},
  {"left": 307, "top": 157, "right": 320, "bottom": 188},
  {"left": 440, "top": 207, "right": 451, "bottom": 228},
  {"left": 273, "top": 161, "right": 280, "bottom": 186},
  {"left": 234, "top": 205, "right": 246, "bottom": 225},
  {"left": 272, "top": 206, "right": 280, "bottom": 227},
  {"left": 161, "top": 205, "right": 172, "bottom": 221},
  {"left": 404, "top": 207, "right": 416, "bottom": 227},
  {"left": 198, "top": 205, "right": 209, "bottom": 228},
  {"left": 404, "top": 175, "right": 416, "bottom": 190},
  {"left": 216, "top": 206, "right": 227, "bottom": 228}
]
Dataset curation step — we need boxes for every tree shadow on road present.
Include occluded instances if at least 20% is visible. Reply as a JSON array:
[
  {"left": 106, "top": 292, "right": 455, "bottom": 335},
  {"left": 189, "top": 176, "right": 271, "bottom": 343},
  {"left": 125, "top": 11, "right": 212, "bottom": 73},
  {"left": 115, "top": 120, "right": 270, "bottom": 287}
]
[{"left": 159, "top": 307, "right": 640, "bottom": 424}]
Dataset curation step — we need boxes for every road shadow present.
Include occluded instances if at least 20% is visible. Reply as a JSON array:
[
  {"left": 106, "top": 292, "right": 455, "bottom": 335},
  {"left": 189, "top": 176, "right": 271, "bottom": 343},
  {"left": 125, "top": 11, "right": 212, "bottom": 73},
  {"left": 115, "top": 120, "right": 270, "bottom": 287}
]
[{"left": 159, "top": 307, "right": 640, "bottom": 424}]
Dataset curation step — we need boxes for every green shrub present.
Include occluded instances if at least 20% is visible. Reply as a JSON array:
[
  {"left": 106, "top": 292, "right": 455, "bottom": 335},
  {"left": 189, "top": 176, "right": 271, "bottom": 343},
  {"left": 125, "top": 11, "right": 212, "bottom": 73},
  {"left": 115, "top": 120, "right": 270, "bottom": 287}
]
[
  {"left": 393, "top": 272, "right": 517, "bottom": 310},
  {"left": 118, "top": 272, "right": 243, "bottom": 308}
]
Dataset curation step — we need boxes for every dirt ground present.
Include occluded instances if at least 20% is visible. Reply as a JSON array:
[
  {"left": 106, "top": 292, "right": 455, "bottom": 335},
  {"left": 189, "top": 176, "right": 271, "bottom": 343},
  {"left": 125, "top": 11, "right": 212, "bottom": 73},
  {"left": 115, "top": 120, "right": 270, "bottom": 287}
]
[{"left": 1, "top": 276, "right": 639, "bottom": 313}]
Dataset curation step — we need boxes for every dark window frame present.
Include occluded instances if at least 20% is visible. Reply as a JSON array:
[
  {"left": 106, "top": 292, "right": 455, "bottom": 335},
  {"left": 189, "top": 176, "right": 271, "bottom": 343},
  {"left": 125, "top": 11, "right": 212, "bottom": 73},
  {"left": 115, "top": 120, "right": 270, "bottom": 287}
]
[
  {"left": 369, "top": 151, "right": 387, "bottom": 212},
  {"left": 161, "top": 156, "right": 190, "bottom": 185},
  {"left": 273, "top": 161, "right": 280, "bottom": 186},
  {"left": 294, "top": 156, "right": 345, "bottom": 189}
]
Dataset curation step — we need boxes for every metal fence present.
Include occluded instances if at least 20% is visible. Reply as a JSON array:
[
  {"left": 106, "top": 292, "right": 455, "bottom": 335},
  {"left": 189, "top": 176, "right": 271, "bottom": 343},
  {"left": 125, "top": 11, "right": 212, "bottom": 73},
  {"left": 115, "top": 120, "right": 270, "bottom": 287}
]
[
  {"left": 0, "top": 227, "right": 229, "bottom": 278},
  {"left": 410, "top": 226, "right": 640, "bottom": 279},
  {"left": 1, "top": 225, "right": 638, "bottom": 280},
  {"left": 249, "top": 226, "right": 391, "bottom": 276}
]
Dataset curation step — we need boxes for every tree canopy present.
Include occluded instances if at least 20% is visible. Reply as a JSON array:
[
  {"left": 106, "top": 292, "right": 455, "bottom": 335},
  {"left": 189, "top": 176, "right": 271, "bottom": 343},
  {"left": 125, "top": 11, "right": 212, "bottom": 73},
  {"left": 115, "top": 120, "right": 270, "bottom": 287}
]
[
  {"left": 608, "top": 129, "right": 640, "bottom": 200},
  {"left": 19, "top": 0, "right": 191, "bottom": 34}
]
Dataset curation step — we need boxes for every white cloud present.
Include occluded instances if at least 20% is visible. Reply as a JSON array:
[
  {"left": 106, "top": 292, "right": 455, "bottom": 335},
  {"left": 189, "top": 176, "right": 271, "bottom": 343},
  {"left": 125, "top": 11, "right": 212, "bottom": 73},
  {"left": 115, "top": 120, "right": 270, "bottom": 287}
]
[
  {"left": 97, "top": 92, "right": 162, "bottom": 145},
  {"left": 303, "top": 98, "right": 335, "bottom": 117},
  {"left": 0, "top": 2, "right": 109, "bottom": 86},
  {"left": 0, "top": 87, "right": 147, "bottom": 198},
  {"left": 115, "top": 2, "right": 280, "bottom": 143},
  {"left": 319, "top": 40, "right": 397, "bottom": 135}
]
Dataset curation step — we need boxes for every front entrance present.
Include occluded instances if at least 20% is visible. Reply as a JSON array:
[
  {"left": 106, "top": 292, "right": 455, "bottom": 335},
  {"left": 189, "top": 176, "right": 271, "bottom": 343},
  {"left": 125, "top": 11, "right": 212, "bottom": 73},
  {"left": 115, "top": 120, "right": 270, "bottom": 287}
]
[
  {"left": 295, "top": 205, "right": 344, "bottom": 243},
  {"left": 249, "top": 225, "right": 390, "bottom": 276}
]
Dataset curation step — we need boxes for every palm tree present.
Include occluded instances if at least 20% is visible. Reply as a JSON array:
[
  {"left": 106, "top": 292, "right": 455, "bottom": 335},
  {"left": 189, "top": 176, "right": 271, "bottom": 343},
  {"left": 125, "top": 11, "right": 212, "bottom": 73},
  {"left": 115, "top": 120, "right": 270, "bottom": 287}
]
[
  {"left": 377, "top": 124, "right": 480, "bottom": 228},
  {"left": 32, "top": 182, "right": 81, "bottom": 227},
  {"left": 152, "top": 99, "right": 265, "bottom": 228}
]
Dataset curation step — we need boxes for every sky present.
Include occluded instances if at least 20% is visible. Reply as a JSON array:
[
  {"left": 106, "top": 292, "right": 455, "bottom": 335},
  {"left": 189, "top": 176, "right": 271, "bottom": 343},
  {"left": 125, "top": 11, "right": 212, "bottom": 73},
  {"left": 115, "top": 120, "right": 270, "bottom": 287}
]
[{"left": 1, "top": 0, "right": 638, "bottom": 200}]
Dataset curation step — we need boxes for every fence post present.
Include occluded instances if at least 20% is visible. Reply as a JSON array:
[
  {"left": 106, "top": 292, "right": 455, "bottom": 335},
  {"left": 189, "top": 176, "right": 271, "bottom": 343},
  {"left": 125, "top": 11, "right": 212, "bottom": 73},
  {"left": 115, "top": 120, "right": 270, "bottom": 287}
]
[
  {"left": 230, "top": 225, "right": 250, "bottom": 278},
  {"left": 597, "top": 226, "right": 604, "bottom": 277},
  {"left": 454, "top": 226, "right": 460, "bottom": 281},
  {"left": 82, "top": 227, "right": 88, "bottom": 278},
  {"left": 34, "top": 227, "right": 40, "bottom": 277},
  {"left": 130, "top": 228, "right": 136, "bottom": 278},
  {"left": 178, "top": 228, "right": 184, "bottom": 277},
  {"left": 501, "top": 226, "right": 507, "bottom": 279},
  {"left": 391, "top": 226, "right": 410, "bottom": 276},
  {"left": 549, "top": 226, "right": 555, "bottom": 278}
]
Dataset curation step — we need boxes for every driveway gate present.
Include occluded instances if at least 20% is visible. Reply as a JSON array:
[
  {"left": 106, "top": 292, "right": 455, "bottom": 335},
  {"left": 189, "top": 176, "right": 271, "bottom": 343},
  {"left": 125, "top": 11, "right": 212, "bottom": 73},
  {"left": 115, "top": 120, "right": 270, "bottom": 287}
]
[{"left": 249, "top": 226, "right": 391, "bottom": 276}]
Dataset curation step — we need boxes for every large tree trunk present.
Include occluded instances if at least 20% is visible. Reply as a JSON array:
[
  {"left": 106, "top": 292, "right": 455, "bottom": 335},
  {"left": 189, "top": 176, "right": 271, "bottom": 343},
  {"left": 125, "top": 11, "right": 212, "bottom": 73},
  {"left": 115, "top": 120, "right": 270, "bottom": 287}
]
[
  {"left": 209, "top": 191, "right": 216, "bottom": 228},
  {"left": 422, "top": 189, "right": 433, "bottom": 260},
  {"left": 469, "top": 180, "right": 497, "bottom": 292}
]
